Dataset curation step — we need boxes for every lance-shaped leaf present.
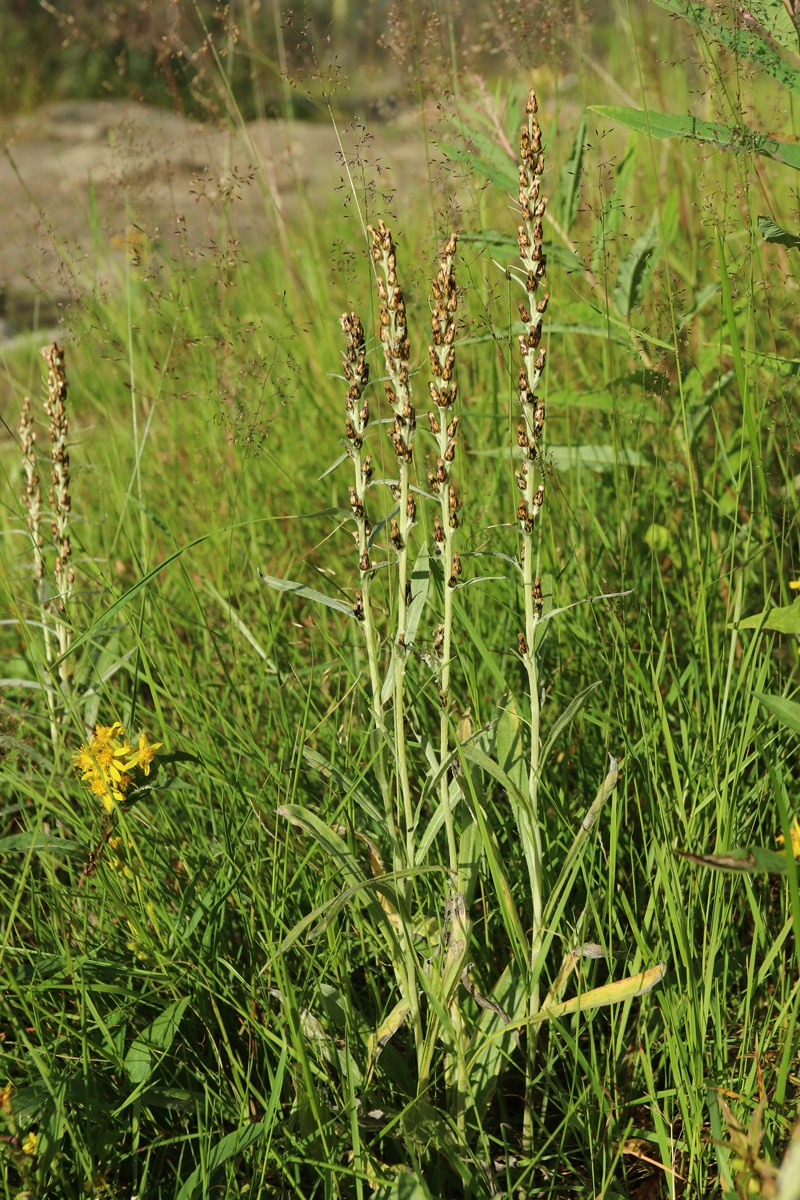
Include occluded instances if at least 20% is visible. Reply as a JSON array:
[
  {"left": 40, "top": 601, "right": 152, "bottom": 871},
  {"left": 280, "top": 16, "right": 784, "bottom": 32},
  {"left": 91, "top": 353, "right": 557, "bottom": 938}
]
[
  {"left": 380, "top": 544, "right": 431, "bottom": 704},
  {"left": 613, "top": 211, "right": 661, "bottom": 318},
  {"left": 737, "top": 599, "right": 800, "bottom": 635},
  {"left": 557, "top": 112, "right": 588, "bottom": 232},
  {"left": 756, "top": 692, "right": 800, "bottom": 735},
  {"left": 259, "top": 573, "right": 356, "bottom": 617},
  {"left": 589, "top": 106, "right": 800, "bottom": 173},
  {"left": 468, "top": 962, "right": 666, "bottom": 1065},
  {"left": 677, "top": 846, "right": 792, "bottom": 874},
  {"left": 758, "top": 215, "right": 800, "bottom": 250},
  {"left": 649, "top": 0, "right": 800, "bottom": 96}
]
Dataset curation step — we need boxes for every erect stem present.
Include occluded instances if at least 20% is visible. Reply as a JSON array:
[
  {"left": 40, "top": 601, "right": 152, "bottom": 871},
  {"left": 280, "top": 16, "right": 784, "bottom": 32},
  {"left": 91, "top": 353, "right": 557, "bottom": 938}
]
[
  {"left": 511, "top": 88, "right": 551, "bottom": 1155},
  {"left": 368, "top": 221, "right": 417, "bottom": 873},
  {"left": 428, "top": 232, "right": 461, "bottom": 879}
]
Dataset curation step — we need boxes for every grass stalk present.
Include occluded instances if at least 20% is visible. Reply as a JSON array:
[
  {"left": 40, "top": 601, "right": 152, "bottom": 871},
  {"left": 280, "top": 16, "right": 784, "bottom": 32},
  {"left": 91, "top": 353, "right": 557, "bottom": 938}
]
[
  {"left": 368, "top": 221, "right": 418, "bottom": 873},
  {"left": 41, "top": 342, "right": 74, "bottom": 711},
  {"left": 511, "top": 88, "right": 550, "bottom": 1154},
  {"left": 428, "top": 232, "right": 461, "bottom": 878},
  {"left": 18, "top": 393, "right": 58, "bottom": 746}
]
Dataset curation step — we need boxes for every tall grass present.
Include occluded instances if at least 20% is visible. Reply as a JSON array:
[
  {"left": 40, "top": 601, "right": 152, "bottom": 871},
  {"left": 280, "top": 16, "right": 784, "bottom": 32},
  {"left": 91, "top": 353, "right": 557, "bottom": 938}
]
[{"left": 1, "top": 2, "right": 800, "bottom": 1196}]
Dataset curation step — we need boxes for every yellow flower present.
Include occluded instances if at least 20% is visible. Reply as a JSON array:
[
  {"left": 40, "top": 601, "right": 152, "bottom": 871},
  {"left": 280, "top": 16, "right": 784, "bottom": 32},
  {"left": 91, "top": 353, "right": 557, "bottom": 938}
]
[
  {"left": 22, "top": 1131, "right": 37, "bottom": 1156},
  {"left": 790, "top": 577, "right": 800, "bottom": 590},
  {"left": 0, "top": 1082, "right": 11, "bottom": 1116},
  {"left": 73, "top": 721, "right": 161, "bottom": 810},
  {"left": 123, "top": 732, "right": 162, "bottom": 776},
  {"left": 777, "top": 817, "right": 800, "bottom": 855}
]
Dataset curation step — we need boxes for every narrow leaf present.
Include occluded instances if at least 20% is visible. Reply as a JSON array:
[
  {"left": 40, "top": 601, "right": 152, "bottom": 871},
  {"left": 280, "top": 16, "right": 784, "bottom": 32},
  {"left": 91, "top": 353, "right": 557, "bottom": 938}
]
[
  {"left": 755, "top": 692, "right": 800, "bottom": 735},
  {"left": 590, "top": 105, "right": 800, "bottom": 172},
  {"left": 557, "top": 112, "right": 588, "bottom": 232},
  {"left": 758, "top": 214, "right": 800, "bottom": 249},
  {"left": 176, "top": 1123, "right": 265, "bottom": 1200},
  {"left": 259, "top": 572, "right": 355, "bottom": 617},
  {"left": 738, "top": 599, "right": 800, "bottom": 633},
  {"left": 613, "top": 211, "right": 660, "bottom": 318},
  {"left": 53, "top": 532, "right": 212, "bottom": 667},
  {"left": 677, "top": 846, "right": 791, "bottom": 874},
  {"left": 649, "top": 0, "right": 800, "bottom": 95}
]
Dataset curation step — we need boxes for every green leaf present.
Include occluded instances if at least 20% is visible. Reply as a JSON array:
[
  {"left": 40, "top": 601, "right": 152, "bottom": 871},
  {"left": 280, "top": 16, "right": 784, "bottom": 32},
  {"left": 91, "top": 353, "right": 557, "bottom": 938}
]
[
  {"left": 590, "top": 105, "right": 800, "bottom": 172},
  {"left": 649, "top": 0, "right": 800, "bottom": 95},
  {"left": 176, "top": 1122, "right": 265, "bottom": 1200},
  {"left": 557, "top": 112, "right": 588, "bottom": 232},
  {"left": 613, "top": 211, "right": 661, "bottom": 318},
  {"left": 380, "top": 543, "right": 431, "bottom": 704},
  {"left": 755, "top": 691, "right": 800, "bottom": 735},
  {"left": 738, "top": 598, "right": 800, "bottom": 633},
  {"left": 124, "top": 997, "right": 189, "bottom": 1085},
  {"left": 0, "top": 833, "right": 82, "bottom": 857},
  {"left": 677, "top": 846, "right": 792, "bottom": 874},
  {"left": 549, "top": 444, "right": 649, "bottom": 471},
  {"left": 258, "top": 572, "right": 355, "bottom": 617},
  {"left": 758, "top": 215, "right": 800, "bottom": 249},
  {"left": 277, "top": 804, "right": 402, "bottom": 952}
]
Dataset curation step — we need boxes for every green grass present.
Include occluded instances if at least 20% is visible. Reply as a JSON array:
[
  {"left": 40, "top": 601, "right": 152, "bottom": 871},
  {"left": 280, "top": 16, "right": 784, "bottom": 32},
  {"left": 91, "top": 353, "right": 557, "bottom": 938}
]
[{"left": 1, "top": 3, "right": 800, "bottom": 1196}]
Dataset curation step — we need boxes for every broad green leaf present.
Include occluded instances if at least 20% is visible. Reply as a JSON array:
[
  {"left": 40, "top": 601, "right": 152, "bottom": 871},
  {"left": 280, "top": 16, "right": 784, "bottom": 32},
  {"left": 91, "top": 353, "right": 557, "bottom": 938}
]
[
  {"left": 740, "top": 0, "right": 800, "bottom": 52},
  {"left": 303, "top": 746, "right": 384, "bottom": 825},
  {"left": 650, "top": 0, "right": 800, "bottom": 95},
  {"left": 738, "top": 599, "right": 800, "bottom": 633},
  {"left": 124, "top": 998, "right": 189, "bottom": 1084},
  {"left": 613, "top": 211, "right": 660, "bottom": 318},
  {"left": 557, "top": 112, "right": 587, "bottom": 232},
  {"left": 258, "top": 572, "right": 355, "bottom": 617},
  {"left": 176, "top": 1122, "right": 265, "bottom": 1200},
  {"left": 755, "top": 691, "right": 800, "bottom": 735},
  {"left": 590, "top": 105, "right": 800, "bottom": 172},
  {"left": 549, "top": 444, "right": 649, "bottom": 471},
  {"left": 492, "top": 695, "right": 528, "bottom": 798},
  {"left": 758, "top": 215, "right": 800, "bottom": 249},
  {"left": 380, "top": 543, "right": 431, "bottom": 705},
  {"left": 0, "top": 833, "right": 82, "bottom": 857},
  {"left": 678, "top": 846, "right": 792, "bottom": 874}
]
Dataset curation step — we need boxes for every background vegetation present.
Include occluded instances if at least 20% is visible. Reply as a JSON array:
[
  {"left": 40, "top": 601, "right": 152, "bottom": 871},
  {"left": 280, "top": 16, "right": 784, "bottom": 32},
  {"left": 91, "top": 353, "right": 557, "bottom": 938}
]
[{"left": 1, "top": 0, "right": 800, "bottom": 1196}]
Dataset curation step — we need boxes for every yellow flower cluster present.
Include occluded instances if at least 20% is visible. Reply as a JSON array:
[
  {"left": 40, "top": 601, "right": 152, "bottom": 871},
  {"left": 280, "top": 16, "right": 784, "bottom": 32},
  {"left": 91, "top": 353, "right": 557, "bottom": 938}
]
[
  {"left": 778, "top": 816, "right": 800, "bottom": 856},
  {"left": 72, "top": 721, "right": 162, "bottom": 812}
]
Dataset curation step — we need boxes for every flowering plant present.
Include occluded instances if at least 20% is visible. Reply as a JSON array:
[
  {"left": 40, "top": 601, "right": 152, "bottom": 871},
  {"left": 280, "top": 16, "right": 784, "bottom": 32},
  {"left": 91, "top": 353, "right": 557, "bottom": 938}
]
[{"left": 72, "top": 721, "right": 162, "bottom": 813}]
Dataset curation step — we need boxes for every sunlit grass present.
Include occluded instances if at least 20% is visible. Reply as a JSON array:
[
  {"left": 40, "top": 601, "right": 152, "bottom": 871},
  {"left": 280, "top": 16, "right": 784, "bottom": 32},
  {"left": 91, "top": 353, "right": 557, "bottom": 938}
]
[{"left": 1, "top": 3, "right": 800, "bottom": 1195}]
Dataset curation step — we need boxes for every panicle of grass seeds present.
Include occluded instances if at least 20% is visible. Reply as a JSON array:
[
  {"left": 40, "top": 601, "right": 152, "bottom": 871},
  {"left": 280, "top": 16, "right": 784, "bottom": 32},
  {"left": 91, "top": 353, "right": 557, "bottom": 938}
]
[
  {"left": 340, "top": 312, "right": 383, "bottom": 720},
  {"left": 18, "top": 396, "right": 45, "bottom": 588}
]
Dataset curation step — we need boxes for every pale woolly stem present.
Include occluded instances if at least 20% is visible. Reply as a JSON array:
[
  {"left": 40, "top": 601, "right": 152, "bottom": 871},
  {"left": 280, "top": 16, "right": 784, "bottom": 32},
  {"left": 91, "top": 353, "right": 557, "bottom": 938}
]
[
  {"left": 368, "top": 221, "right": 417, "bottom": 872},
  {"left": 42, "top": 343, "right": 74, "bottom": 706},
  {"left": 511, "top": 88, "right": 551, "bottom": 1152},
  {"left": 19, "top": 395, "right": 58, "bottom": 746},
  {"left": 427, "top": 232, "right": 460, "bottom": 877}
]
